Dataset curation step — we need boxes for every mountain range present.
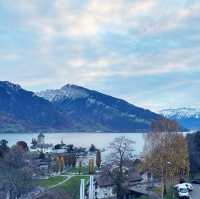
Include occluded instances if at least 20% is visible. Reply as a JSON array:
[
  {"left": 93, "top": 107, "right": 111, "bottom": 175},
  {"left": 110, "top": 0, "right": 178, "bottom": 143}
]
[
  {"left": 0, "top": 81, "right": 162, "bottom": 133},
  {"left": 37, "top": 84, "right": 162, "bottom": 132},
  {"left": 160, "top": 108, "right": 200, "bottom": 130}
]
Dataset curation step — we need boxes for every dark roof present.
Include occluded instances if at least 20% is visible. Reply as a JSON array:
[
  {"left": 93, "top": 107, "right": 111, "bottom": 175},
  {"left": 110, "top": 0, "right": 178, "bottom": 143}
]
[
  {"left": 96, "top": 170, "right": 142, "bottom": 187},
  {"left": 38, "top": 133, "right": 45, "bottom": 138},
  {"left": 127, "top": 171, "right": 142, "bottom": 182},
  {"left": 96, "top": 175, "right": 114, "bottom": 187}
]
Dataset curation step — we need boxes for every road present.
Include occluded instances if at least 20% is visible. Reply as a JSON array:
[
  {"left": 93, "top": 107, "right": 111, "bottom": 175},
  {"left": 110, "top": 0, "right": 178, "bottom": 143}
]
[{"left": 190, "top": 184, "right": 200, "bottom": 199}]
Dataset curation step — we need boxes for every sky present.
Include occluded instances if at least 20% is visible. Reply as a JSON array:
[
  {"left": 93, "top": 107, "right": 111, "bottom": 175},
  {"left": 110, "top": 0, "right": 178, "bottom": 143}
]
[{"left": 0, "top": 0, "right": 200, "bottom": 112}]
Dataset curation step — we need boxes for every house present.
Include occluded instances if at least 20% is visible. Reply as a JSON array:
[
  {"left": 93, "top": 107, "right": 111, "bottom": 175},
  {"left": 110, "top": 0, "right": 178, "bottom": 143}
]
[
  {"left": 94, "top": 168, "right": 145, "bottom": 199},
  {"left": 76, "top": 154, "right": 96, "bottom": 167},
  {"left": 95, "top": 175, "right": 116, "bottom": 199}
]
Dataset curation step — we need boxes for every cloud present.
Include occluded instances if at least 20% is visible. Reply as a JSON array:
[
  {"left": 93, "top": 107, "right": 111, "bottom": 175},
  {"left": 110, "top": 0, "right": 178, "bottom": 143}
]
[
  {"left": 16, "top": 44, "right": 200, "bottom": 90},
  {"left": 1, "top": 0, "right": 200, "bottom": 109},
  {"left": 135, "top": 2, "right": 200, "bottom": 35},
  {"left": 3, "top": 0, "right": 200, "bottom": 40},
  {"left": 53, "top": 46, "right": 200, "bottom": 83},
  {"left": 2, "top": 0, "right": 158, "bottom": 40},
  {"left": 49, "top": 0, "right": 200, "bottom": 38}
]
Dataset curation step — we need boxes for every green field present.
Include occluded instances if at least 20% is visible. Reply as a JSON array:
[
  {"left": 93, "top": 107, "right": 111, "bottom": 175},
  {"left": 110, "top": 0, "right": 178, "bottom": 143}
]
[
  {"left": 55, "top": 176, "right": 89, "bottom": 199},
  {"left": 36, "top": 176, "right": 66, "bottom": 188},
  {"left": 36, "top": 175, "right": 89, "bottom": 199}
]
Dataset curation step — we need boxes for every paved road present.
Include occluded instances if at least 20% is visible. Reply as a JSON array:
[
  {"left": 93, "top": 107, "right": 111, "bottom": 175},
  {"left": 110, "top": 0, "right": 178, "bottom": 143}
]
[{"left": 190, "top": 184, "right": 200, "bottom": 199}]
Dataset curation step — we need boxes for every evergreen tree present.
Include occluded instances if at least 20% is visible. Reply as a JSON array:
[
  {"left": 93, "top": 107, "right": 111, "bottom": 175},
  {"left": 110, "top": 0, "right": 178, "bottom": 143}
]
[{"left": 96, "top": 150, "right": 101, "bottom": 169}]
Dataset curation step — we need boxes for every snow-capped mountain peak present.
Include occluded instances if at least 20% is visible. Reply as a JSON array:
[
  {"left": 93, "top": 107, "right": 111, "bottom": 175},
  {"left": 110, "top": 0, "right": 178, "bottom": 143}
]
[
  {"left": 0, "top": 81, "right": 21, "bottom": 92},
  {"left": 160, "top": 107, "right": 200, "bottom": 130},
  {"left": 37, "top": 84, "right": 89, "bottom": 102},
  {"left": 160, "top": 107, "right": 200, "bottom": 119}
]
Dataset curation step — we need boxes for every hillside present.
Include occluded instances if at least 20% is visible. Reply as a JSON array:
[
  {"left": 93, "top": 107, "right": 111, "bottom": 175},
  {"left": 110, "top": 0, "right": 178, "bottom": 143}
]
[
  {"left": 38, "top": 84, "right": 162, "bottom": 132},
  {"left": 0, "top": 81, "right": 69, "bottom": 133}
]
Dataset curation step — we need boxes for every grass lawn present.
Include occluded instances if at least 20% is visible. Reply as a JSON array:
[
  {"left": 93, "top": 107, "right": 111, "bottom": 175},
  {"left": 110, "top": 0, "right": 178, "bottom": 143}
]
[
  {"left": 36, "top": 176, "right": 66, "bottom": 188},
  {"left": 55, "top": 175, "right": 89, "bottom": 199}
]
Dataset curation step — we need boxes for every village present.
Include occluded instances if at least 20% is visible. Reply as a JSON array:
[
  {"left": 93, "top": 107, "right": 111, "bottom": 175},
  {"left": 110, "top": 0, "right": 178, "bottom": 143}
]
[{"left": 12, "top": 133, "right": 158, "bottom": 199}]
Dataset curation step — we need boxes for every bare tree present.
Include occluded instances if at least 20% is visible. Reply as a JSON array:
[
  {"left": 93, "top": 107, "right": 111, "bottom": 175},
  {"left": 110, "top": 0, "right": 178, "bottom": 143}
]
[{"left": 103, "top": 136, "right": 135, "bottom": 199}]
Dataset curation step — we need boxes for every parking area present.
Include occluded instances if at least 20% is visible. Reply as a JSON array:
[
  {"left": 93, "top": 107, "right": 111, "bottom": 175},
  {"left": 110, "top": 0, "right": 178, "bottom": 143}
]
[{"left": 190, "top": 184, "right": 200, "bottom": 199}]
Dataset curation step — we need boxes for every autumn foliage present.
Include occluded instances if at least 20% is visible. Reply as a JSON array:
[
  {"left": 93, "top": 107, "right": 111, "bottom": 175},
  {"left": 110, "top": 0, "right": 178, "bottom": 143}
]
[{"left": 144, "top": 119, "right": 189, "bottom": 198}]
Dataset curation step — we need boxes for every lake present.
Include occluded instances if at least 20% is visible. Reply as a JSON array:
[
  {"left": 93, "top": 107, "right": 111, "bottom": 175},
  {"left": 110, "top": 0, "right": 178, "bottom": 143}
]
[{"left": 0, "top": 133, "right": 145, "bottom": 155}]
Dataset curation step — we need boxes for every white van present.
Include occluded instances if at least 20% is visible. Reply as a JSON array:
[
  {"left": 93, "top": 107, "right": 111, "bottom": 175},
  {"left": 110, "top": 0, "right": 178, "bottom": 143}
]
[
  {"left": 176, "top": 185, "right": 190, "bottom": 199},
  {"left": 175, "top": 183, "right": 193, "bottom": 192}
]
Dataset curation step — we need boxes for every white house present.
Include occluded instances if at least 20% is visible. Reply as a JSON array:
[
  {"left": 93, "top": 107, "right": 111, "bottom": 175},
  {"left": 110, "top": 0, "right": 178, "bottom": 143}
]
[{"left": 76, "top": 154, "right": 96, "bottom": 167}]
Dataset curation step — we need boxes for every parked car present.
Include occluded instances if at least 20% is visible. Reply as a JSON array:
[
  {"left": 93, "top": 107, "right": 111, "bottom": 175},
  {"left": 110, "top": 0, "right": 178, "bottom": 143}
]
[
  {"left": 176, "top": 185, "right": 190, "bottom": 199},
  {"left": 175, "top": 183, "right": 193, "bottom": 192}
]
